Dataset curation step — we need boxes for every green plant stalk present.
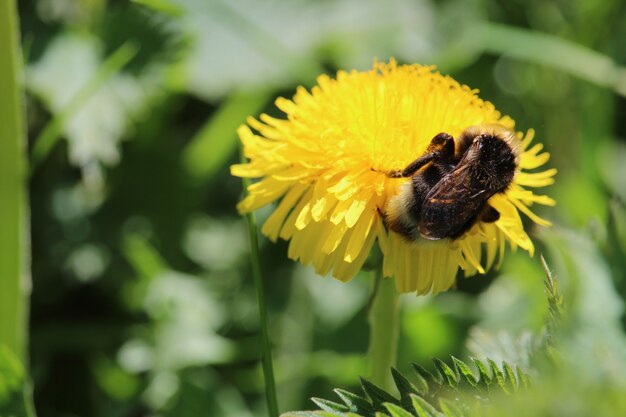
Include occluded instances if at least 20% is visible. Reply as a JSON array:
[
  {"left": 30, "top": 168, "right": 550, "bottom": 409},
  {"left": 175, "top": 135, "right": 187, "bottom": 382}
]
[
  {"left": 368, "top": 270, "right": 400, "bottom": 390},
  {"left": 0, "top": 0, "right": 30, "bottom": 364},
  {"left": 30, "top": 41, "right": 138, "bottom": 174},
  {"left": 241, "top": 165, "right": 279, "bottom": 417}
]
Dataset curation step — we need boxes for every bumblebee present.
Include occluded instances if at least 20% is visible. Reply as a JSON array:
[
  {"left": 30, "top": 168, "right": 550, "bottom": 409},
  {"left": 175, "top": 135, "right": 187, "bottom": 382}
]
[{"left": 383, "top": 124, "right": 521, "bottom": 241}]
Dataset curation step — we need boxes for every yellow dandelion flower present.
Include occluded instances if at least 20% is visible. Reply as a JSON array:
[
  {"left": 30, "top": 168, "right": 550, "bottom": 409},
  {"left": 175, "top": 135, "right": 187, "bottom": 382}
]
[{"left": 231, "top": 60, "right": 556, "bottom": 294}]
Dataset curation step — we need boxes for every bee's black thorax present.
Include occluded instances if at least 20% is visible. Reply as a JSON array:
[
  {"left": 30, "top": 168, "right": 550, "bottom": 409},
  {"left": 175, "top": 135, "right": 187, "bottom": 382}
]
[{"left": 383, "top": 124, "right": 521, "bottom": 242}]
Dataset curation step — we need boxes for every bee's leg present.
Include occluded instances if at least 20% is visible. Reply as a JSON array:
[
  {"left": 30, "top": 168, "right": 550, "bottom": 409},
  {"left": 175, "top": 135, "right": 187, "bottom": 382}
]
[
  {"left": 480, "top": 205, "right": 500, "bottom": 223},
  {"left": 388, "top": 133, "right": 455, "bottom": 178}
]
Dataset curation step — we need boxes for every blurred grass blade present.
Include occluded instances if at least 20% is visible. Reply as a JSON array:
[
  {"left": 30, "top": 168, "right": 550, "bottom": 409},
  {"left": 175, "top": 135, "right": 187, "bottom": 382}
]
[
  {"left": 476, "top": 22, "right": 626, "bottom": 97},
  {"left": 182, "top": 90, "right": 272, "bottom": 182},
  {"left": 30, "top": 41, "right": 138, "bottom": 174},
  {"left": 131, "top": 0, "right": 184, "bottom": 17},
  {"left": 0, "top": 0, "right": 30, "bottom": 365},
  {"left": 240, "top": 153, "right": 279, "bottom": 417},
  {"left": 0, "top": 1, "right": 37, "bottom": 415},
  {"left": 122, "top": 233, "right": 167, "bottom": 280}
]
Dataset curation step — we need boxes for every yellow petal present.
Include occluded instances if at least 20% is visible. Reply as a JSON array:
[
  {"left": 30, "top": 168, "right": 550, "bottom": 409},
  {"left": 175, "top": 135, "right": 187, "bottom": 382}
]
[{"left": 262, "top": 183, "right": 308, "bottom": 241}]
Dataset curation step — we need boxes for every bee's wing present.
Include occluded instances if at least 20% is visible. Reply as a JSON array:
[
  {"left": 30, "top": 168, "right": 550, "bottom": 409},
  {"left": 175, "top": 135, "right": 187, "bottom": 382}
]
[{"left": 418, "top": 164, "right": 491, "bottom": 240}]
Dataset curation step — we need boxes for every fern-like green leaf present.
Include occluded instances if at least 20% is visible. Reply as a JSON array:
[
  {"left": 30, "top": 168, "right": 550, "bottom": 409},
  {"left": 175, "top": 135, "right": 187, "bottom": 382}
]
[
  {"left": 391, "top": 367, "right": 420, "bottom": 413},
  {"left": 486, "top": 359, "right": 509, "bottom": 394},
  {"left": 284, "top": 356, "right": 528, "bottom": 417},
  {"left": 411, "top": 363, "right": 439, "bottom": 389},
  {"left": 411, "top": 394, "right": 444, "bottom": 417},
  {"left": 360, "top": 377, "right": 401, "bottom": 411},
  {"left": 471, "top": 358, "right": 492, "bottom": 390},
  {"left": 502, "top": 362, "right": 518, "bottom": 391},
  {"left": 312, "top": 397, "right": 351, "bottom": 414},
  {"left": 451, "top": 357, "right": 477, "bottom": 387},
  {"left": 432, "top": 358, "right": 458, "bottom": 389},
  {"left": 334, "top": 388, "right": 374, "bottom": 415},
  {"left": 384, "top": 402, "right": 415, "bottom": 417},
  {"left": 438, "top": 398, "right": 464, "bottom": 417}
]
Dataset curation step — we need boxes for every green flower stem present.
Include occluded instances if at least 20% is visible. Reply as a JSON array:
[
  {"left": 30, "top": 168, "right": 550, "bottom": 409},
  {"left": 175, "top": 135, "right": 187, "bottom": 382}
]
[
  {"left": 241, "top": 160, "right": 279, "bottom": 417},
  {"left": 0, "top": 0, "right": 30, "bottom": 364},
  {"left": 368, "top": 270, "right": 400, "bottom": 390}
]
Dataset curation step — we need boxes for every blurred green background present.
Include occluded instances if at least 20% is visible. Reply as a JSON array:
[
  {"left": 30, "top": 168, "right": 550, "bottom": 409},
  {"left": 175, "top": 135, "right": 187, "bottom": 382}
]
[{"left": 14, "top": 0, "right": 626, "bottom": 416}]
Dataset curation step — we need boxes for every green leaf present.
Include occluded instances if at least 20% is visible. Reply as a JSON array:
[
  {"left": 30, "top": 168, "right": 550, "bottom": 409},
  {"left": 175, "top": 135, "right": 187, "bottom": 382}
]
[
  {"left": 432, "top": 358, "right": 458, "bottom": 389},
  {"left": 334, "top": 388, "right": 373, "bottom": 414},
  {"left": 410, "top": 395, "right": 443, "bottom": 417},
  {"left": 451, "top": 357, "right": 477, "bottom": 387},
  {"left": 360, "top": 377, "right": 400, "bottom": 410},
  {"left": 384, "top": 402, "right": 416, "bottom": 417},
  {"left": 486, "top": 359, "right": 508, "bottom": 393},
  {"left": 408, "top": 364, "right": 430, "bottom": 395},
  {"left": 311, "top": 398, "right": 350, "bottom": 414},
  {"left": 471, "top": 359, "right": 492, "bottom": 389},
  {"left": 412, "top": 363, "right": 439, "bottom": 388},
  {"left": 281, "top": 412, "right": 342, "bottom": 417},
  {"left": 502, "top": 362, "right": 518, "bottom": 391},
  {"left": 438, "top": 399, "right": 464, "bottom": 417},
  {"left": 516, "top": 366, "right": 530, "bottom": 390},
  {"left": 391, "top": 367, "right": 420, "bottom": 413}
]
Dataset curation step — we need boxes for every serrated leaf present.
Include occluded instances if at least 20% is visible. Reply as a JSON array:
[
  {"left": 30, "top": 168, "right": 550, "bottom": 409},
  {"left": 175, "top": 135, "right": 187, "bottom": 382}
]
[
  {"left": 312, "top": 397, "right": 350, "bottom": 413},
  {"left": 360, "top": 377, "right": 400, "bottom": 410},
  {"left": 410, "top": 394, "right": 444, "bottom": 417},
  {"left": 281, "top": 412, "right": 347, "bottom": 417},
  {"left": 384, "top": 402, "right": 416, "bottom": 417},
  {"left": 412, "top": 363, "right": 439, "bottom": 389},
  {"left": 334, "top": 388, "right": 373, "bottom": 414},
  {"left": 502, "top": 362, "right": 518, "bottom": 391},
  {"left": 407, "top": 364, "right": 429, "bottom": 394},
  {"left": 516, "top": 366, "right": 530, "bottom": 390},
  {"left": 471, "top": 359, "right": 492, "bottom": 388},
  {"left": 438, "top": 399, "right": 464, "bottom": 417},
  {"left": 391, "top": 367, "right": 420, "bottom": 413},
  {"left": 433, "top": 358, "right": 458, "bottom": 388},
  {"left": 451, "top": 357, "right": 477, "bottom": 387},
  {"left": 486, "top": 359, "right": 509, "bottom": 394}
]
